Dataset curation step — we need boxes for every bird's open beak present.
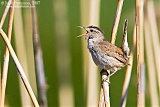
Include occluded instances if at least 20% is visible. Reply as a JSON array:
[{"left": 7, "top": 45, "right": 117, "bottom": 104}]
[
  {"left": 76, "top": 34, "right": 87, "bottom": 38},
  {"left": 77, "top": 26, "right": 85, "bottom": 29},
  {"left": 76, "top": 26, "right": 87, "bottom": 38}
]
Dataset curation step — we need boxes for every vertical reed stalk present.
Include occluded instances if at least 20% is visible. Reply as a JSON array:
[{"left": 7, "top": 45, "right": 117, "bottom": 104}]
[
  {"left": 144, "top": 18, "right": 159, "bottom": 106},
  {"left": 100, "top": 0, "right": 124, "bottom": 107},
  {"left": 0, "top": 0, "right": 12, "bottom": 105},
  {"left": 86, "top": 0, "right": 101, "bottom": 107},
  {"left": 136, "top": 0, "right": 145, "bottom": 106},
  {"left": 147, "top": 1, "right": 160, "bottom": 95},
  {"left": 31, "top": 0, "right": 47, "bottom": 106},
  {"left": 0, "top": 0, "right": 14, "bottom": 105},
  {"left": 24, "top": 2, "right": 37, "bottom": 97},
  {"left": 80, "top": 0, "right": 90, "bottom": 104},
  {"left": 1, "top": 0, "right": 15, "bottom": 106},
  {"left": 100, "top": 70, "right": 110, "bottom": 107},
  {"left": 98, "top": 87, "right": 105, "bottom": 107}
]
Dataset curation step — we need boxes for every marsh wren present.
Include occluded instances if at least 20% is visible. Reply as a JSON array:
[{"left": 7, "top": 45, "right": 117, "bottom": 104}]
[{"left": 78, "top": 19, "right": 130, "bottom": 79}]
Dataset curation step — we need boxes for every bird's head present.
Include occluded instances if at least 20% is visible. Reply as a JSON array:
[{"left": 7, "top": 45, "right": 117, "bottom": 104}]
[{"left": 77, "top": 25, "right": 105, "bottom": 40}]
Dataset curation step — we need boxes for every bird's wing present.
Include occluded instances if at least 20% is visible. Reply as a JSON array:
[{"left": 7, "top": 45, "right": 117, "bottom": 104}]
[{"left": 98, "top": 40, "right": 128, "bottom": 64}]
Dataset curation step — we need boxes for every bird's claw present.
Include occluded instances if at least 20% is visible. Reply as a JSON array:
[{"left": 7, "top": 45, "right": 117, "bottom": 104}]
[{"left": 102, "top": 76, "right": 111, "bottom": 86}]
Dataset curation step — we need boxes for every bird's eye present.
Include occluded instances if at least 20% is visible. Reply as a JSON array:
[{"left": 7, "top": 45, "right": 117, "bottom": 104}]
[{"left": 90, "top": 29, "right": 93, "bottom": 32}]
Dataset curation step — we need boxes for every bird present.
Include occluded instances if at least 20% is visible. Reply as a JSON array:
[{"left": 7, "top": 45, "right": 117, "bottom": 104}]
[{"left": 77, "top": 19, "right": 130, "bottom": 80}]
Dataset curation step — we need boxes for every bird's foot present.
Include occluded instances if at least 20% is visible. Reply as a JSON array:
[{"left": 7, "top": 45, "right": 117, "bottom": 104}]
[{"left": 102, "top": 76, "right": 111, "bottom": 86}]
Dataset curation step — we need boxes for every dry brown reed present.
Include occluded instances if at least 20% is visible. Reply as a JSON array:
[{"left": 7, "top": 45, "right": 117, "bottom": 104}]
[
  {"left": 0, "top": 0, "right": 39, "bottom": 106},
  {"left": 31, "top": 0, "right": 47, "bottom": 106},
  {"left": 136, "top": 0, "right": 145, "bottom": 106},
  {"left": 146, "top": 1, "right": 160, "bottom": 95},
  {"left": 145, "top": 0, "right": 160, "bottom": 106},
  {"left": 144, "top": 18, "right": 159, "bottom": 107},
  {"left": 1, "top": 0, "right": 15, "bottom": 106},
  {"left": 99, "top": 0, "right": 125, "bottom": 107},
  {"left": 0, "top": 29, "right": 39, "bottom": 106}
]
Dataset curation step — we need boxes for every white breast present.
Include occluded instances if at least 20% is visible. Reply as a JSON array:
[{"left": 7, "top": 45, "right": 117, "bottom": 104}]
[{"left": 87, "top": 39, "right": 94, "bottom": 49}]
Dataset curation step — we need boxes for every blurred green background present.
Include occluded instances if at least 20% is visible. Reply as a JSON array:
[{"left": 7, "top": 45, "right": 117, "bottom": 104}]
[{"left": 0, "top": 0, "right": 159, "bottom": 107}]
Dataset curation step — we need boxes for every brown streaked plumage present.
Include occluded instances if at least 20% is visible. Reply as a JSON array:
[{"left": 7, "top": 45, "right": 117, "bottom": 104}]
[{"left": 78, "top": 22, "right": 130, "bottom": 78}]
